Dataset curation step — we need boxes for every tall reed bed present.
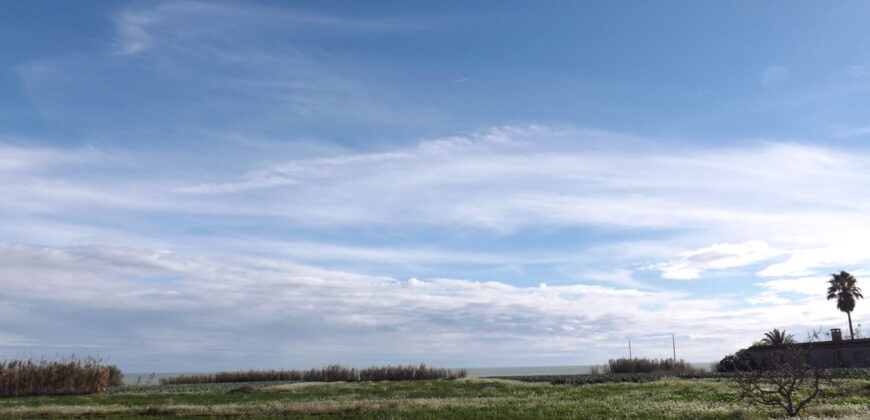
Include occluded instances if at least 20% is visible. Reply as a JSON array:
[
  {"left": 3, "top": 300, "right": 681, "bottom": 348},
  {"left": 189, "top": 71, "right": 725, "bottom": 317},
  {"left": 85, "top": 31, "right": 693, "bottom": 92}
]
[
  {"left": 359, "top": 364, "right": 464, "bottom": 381},
  {"left": 0, "top": 356, "right": 122, "bottom": 397},
  {"left": 161, "top": 364, "right": 467, "bottom": 385},
  {"left": 604, "top": 357, "right": 701, "bottom": 374},
  {"left": 164, "top": 370, "right": 303, "bottom": 384}
]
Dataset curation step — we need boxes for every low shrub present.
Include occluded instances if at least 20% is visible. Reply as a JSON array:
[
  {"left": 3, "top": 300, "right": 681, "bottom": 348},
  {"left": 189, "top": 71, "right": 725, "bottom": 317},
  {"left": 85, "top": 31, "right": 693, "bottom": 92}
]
[{"left": 0, "top": 356, "right": 118, "bottom": 397}]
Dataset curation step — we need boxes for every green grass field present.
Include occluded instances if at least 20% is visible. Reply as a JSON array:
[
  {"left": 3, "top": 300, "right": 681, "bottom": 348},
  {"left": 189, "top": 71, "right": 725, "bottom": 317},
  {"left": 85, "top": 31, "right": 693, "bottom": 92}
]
[{"left": 2, "top": 377, "right": 870, "bottom": 419}]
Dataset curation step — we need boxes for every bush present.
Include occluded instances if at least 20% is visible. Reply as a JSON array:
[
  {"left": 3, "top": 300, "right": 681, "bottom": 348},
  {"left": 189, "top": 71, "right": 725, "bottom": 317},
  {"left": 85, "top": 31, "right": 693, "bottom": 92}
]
[
  {"left": 160, "top": 364, "right": 467, "bottom": 385},
  {"left": 106, "top": 365, "right": 124, "bottom": 387},
  {"left": 0, "top": 356, "right": 117, "bottom": 397},
  {"left": 716, "top": 349, "right": 757, "bottom": 372}
]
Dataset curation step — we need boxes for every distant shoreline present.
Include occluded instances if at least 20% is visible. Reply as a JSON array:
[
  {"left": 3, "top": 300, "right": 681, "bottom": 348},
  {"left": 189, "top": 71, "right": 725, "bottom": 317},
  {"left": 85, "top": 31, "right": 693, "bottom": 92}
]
[{"left": 123, "top": 363, "right": 713, "bottom": 385}]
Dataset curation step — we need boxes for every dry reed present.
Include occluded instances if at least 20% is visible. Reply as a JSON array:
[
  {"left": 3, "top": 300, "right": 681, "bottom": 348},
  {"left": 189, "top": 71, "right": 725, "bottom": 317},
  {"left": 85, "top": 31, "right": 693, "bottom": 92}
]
[{"left": 0, "top": 356, "right": 120, "bottom": 397}]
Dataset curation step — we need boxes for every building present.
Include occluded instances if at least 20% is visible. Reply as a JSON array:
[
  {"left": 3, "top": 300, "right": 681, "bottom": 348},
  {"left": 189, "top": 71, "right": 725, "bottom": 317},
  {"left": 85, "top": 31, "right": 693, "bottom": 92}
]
[{"left": 747, "top": 329, "right": 870, "bottom": 369}]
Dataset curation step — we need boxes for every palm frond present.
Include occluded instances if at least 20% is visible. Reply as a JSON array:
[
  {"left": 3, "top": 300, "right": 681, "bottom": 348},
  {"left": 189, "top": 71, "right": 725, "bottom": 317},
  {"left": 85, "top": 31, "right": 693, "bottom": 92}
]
[{"left": 760, "top": 328, "right": 795, "bottom": 345}]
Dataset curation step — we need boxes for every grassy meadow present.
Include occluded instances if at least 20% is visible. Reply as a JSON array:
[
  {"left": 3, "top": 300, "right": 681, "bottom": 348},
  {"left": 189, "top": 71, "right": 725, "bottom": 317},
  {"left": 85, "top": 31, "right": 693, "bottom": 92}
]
[
  {"left": 3, "top": 376, "right": 870, "bottom": 419},
  {"left": 5, "top": 357, "right": 870, "bottom": 419}
]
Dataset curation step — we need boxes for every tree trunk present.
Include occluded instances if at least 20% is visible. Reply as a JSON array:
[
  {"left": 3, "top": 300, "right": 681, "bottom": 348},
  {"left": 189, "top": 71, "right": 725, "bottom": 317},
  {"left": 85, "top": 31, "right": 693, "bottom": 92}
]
[{"left": 848, "top": 311, "right": 855, "bottom": 339}]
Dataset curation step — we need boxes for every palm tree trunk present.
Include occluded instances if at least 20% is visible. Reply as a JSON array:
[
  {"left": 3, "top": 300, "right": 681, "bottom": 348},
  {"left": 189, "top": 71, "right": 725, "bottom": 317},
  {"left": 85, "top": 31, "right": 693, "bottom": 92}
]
[{"left": 848, "top": 311, "right": 855, "bottom": 339}]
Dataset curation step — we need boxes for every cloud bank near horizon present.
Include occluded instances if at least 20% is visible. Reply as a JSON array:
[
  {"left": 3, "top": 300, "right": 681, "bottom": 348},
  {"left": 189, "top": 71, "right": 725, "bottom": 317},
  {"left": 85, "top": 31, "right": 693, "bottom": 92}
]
[{"left": 0, "top": 241, "right": 849, "bottom": 371}]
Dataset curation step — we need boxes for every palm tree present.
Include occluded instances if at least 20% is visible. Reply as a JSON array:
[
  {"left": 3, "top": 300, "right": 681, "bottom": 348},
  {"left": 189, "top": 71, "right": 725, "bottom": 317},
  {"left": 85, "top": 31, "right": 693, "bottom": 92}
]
[
  {"left": 827, "top": 271, "right": 864, "bottom": 339},
  {"left": 760, "top": 328, "right": 795, "bottom": 345}
]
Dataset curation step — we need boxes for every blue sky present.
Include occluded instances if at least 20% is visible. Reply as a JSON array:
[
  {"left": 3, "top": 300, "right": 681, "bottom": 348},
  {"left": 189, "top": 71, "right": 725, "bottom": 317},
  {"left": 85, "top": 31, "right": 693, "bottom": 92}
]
[{"left": 3, "top": 1, "right": 870, "bottom": 371}]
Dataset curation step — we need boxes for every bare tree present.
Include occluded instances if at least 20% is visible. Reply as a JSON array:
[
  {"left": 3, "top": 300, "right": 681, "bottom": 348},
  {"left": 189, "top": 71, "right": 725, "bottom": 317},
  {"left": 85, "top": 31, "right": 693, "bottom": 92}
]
[{"left": 732, "top": 331, "right": 830, "bottom": 417}]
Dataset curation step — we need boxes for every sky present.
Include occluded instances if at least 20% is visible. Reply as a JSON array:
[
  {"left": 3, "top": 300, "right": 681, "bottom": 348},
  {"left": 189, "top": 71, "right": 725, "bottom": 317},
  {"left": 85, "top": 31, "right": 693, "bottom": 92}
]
[{"left": 3, "top": 1, "right": 870, "bottom": 372}]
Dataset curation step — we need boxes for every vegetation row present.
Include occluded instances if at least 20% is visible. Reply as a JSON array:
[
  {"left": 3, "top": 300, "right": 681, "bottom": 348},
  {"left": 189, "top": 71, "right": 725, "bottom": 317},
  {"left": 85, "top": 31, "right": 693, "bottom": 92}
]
[
  {"left": 590, "top": 357, "right": 702, "bottom": 374},
  {"left": 493, "top": 367, "right": 870, "bottom": 385},
  {"left": 0, "top": 357, "right": 123, "bottom": 397},
  {"left": 160, "top": 364, "right": 467, "bottom": 385}
]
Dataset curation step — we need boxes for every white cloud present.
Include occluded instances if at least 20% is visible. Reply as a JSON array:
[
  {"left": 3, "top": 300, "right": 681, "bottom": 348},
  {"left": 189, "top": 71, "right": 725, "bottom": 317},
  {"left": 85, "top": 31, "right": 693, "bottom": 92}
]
[
  {"left": 172, "top": 129, "right": 870, "bottom": 279},
  {"left": 746, "top": 291, "right": 790, "bottom": 306},
  {"left": 0, "top": 143, "right": 99, "bottom": 171},
  {"left": 17, "top": 1, "right": 451, "bottom": 155},
  {"left": 651, "top": 241, "right": 783, "bottom": 280},
  {"left": 169, "top": 128, "right": 866, "bottom": 233},
  {"left": 7, "top": 127, "right": 870, "bottom": 280},
  {"left": 759, "top": 246, "right": 870, "bottom": 277},
  {"left": 577, "top": 268, "right": 649, "bottom": 289},
  {"left": 176, "top": 152, "right": 410, "bottom": 194},
  {"left": 239, "top": 239, "right": 572, "bottom": 267},
  {"left": 755, "top": 270, "right": 870, "bottom": 296},
  {"left": 112, "top": 1, "right": 427, "bottom": 56},
  {"left": 755, "top": 276, "right": 828, "bottom": 295},
  {"left": 114, "top": 7, "right": 158, "bottom": 54}
]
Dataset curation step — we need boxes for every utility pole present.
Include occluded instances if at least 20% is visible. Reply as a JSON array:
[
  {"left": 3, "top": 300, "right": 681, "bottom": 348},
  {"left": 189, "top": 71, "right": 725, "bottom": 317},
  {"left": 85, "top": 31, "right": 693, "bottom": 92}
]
[
  {"left": 672, "top": 334, "right": 676, "bottom": 361},
  {"left": 628, "top": 340, "right": 632, "bottom": 359}
]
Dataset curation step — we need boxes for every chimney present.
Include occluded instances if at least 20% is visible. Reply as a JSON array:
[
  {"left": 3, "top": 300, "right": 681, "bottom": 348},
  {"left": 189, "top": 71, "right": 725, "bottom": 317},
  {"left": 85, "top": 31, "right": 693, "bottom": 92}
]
[{"left": 831, "top": 328, "right": 843, "bottom": 342}]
